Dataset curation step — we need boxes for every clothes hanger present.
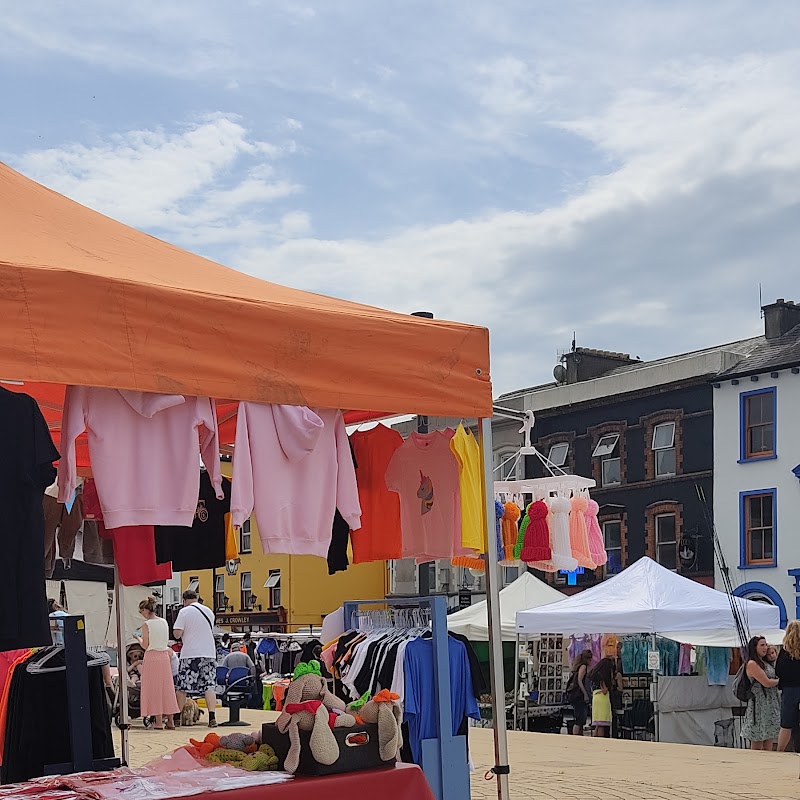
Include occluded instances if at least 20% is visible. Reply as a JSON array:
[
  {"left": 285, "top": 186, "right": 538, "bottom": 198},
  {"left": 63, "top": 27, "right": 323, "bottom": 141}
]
[{"left": 27, "top": 646, "right": 109, "bottom": 674}]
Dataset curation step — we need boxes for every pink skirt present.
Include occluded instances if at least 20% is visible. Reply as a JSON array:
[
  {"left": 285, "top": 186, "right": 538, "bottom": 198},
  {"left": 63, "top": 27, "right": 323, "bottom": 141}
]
[{"left": 140, "top": 650, "right": 180, "bottom": 717}]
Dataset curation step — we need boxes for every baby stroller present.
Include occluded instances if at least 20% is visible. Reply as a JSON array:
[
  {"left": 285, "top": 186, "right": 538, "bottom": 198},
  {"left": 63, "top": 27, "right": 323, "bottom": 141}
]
[{"left": 111, "top": 643, "right": 154, "bottom": 728}]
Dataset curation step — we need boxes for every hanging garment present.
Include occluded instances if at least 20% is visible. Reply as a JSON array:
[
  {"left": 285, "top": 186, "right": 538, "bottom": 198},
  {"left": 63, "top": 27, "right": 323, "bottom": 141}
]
[
  {"left": 513, "top": 504, "right": 530, "bottom": 561},
  {"left": 81, "top": 520, "right": 115, "bottom": 566},
  {"left": 678, "top": 643, "right": 693, "bottom": 675},
  {"left": 327, "top": 442, "right": 358, "bottom": 575},
  {"left": 601, "top": 634, "right": 619, "bottom": 659},
  {"left": 42, "top": 493, "right": 84, "bottom": 578},
  {"left": 155, "top": 473, "right": 231, "bottom": 572},
  {"left": 702, "top": 647, "right": 731, "bottom": 686},
  {"left": 0, "top": 388, "right": 59, "bottom": 652},
  {"left": 584, "top": 499, "right": 608, "bottom": 567},
  {"left": 111, "top": 526, "right": 172, "bottom": 586},
  {"left": 499, "top": 502, "right": 522, "bottom": 566},
  {"left": 386, "top": 432, "right": 469, "bottom": 562},
  {"left": 495, "top": 500, "right": 505, "bottom": 557},
  {"left": 1, "top": 649, "right": 114, "bottom": 784},
  {"left": 451, "top": 555, "right": 486, "bottom": 570},
  {"left": 548, "top": 496, "right": 579, "bottom": 572},
  {"left": 231, "top": 403, "right": 361, "bottom": 558},
  {"left": 58, "top": 387, "right": 223, "bottom": 528},
  {"left": 403, "top": 636, "right": 480, "bottom": 766},
  {"left": 224, "top": 513, "right": 239, "bottom": 561},
  {"left": 568, "top": 495, "right": 596, "bottom": 569},
  {"left": 520, "top": 500, "right": 552, "bottom": 564},
  {"left": 449, "top": 424, "right": 486, "bottom": 552},
  {"left": 349, "top": 425, "right": 403, "bottom": 564}
]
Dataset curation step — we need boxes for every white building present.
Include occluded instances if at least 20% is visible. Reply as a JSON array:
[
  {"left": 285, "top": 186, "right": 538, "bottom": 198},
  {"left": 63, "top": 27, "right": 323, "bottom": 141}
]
[{"left": 714, "top": 299, "right": 800, "bottom": 628}]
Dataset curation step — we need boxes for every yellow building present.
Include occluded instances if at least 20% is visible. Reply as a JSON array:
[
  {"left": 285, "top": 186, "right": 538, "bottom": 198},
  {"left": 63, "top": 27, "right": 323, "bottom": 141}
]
[{"left": 188, "top": 464, "right": 388, "bottom": 631}]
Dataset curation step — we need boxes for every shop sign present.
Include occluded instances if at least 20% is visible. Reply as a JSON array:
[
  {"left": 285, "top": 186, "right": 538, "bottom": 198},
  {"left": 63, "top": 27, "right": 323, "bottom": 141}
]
[
  {"left": 225, "top": 558, "right": 240, "bottom": 576},
  {"left": 458, "top": 590, "right": 472, "bottom": 610},
  {"left": 678, "top": 537, "right": 696, "bottom": 567},
  {"left": 647, "top": 650, "right": 661, "bottom": 672}
]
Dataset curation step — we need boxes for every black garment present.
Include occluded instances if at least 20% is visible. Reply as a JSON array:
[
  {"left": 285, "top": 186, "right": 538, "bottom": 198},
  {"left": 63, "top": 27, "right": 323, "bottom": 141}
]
[
  {"left": 0, "top": 389, "right": 59, "bottom": 651},
  {"left": 327, "top": 443, "right": 358, "bottom": 575},
  {"left": 1, "top": 649, "right": 114, "bottom": 783},
  {"left": 776, "top": 649, "right": 800, "bottom": 688},
  {"left": 449, "top": 632, "right": 488, "bottom": 699},
  {"left": 155, "top": 473, "right": 231, "bottom": 571}
]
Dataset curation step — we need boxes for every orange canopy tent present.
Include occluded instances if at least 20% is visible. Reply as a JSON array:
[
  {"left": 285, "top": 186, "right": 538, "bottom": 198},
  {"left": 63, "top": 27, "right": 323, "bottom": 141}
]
[{"left": 0, "top": 162, "right": 491, "bottom": 448}]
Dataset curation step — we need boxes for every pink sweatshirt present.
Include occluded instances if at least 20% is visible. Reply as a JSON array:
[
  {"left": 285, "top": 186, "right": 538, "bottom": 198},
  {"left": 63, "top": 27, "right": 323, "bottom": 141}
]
[
  {"left": 231, "top": 403, "right": 361, "bottom": 558},
  {"left": 57, "top": 387, "right": 223, "bottom": 528}
]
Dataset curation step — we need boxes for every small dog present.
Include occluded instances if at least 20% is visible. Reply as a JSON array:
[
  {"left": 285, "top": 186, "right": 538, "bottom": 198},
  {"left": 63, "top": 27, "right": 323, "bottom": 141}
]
[{"left": 180, "top": 699, "right": 205, "bottom": 727}]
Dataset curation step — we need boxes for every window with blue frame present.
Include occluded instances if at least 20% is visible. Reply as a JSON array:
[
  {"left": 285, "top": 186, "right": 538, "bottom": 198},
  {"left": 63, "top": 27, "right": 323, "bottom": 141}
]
[
  {"left": 740, "top": 489, "right": 777, "bottom": 568},
  {"left": 740, "top": 388, "right": 776, "bottom": 461}
]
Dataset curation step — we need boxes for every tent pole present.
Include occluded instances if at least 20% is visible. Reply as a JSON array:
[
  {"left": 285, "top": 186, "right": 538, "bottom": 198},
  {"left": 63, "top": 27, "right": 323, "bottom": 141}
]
[
  {"left": 114, "top": 567, "right": 129, "bottom": 766},
  {"left": 650, "top": 632, "right": 659, "bottom": 742},
  {"left": 479, "top": 417, "right": 511, "bottom": 800}
]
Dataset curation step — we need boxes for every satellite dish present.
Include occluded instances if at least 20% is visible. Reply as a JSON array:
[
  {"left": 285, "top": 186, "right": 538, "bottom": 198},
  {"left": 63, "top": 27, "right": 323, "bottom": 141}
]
[{"left": 553, "top": 364, "right": 567, "bottom": 383}]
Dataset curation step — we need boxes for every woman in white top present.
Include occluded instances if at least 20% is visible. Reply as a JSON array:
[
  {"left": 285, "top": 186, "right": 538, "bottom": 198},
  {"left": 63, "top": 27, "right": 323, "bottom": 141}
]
[{"left": 136, "top": 597, "right": 180, "bottom": 730}]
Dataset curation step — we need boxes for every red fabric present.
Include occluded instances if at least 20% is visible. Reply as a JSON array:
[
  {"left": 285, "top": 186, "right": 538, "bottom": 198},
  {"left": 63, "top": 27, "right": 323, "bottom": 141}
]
[
  {"left": 82, "top": 478, "right": 103, "bottom": 520},
  {"left": 159, "top": 764, "right": 434, "bottom": 800},
  {"left": 349, "top": 424, "right": 403, "bottom": 563},
  {"left": 110, "top": 526, "right": 172, "bottom": 586}
]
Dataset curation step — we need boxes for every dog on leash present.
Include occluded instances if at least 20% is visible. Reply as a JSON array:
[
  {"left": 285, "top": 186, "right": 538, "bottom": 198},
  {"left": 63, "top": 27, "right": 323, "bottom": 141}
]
[{"left": 180, "top": 699, "right": 205, "bottom": 726}]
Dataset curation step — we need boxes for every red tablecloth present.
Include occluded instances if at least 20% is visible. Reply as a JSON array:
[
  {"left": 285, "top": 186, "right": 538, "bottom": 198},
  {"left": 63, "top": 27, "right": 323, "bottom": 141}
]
[{"left": 185, "top": 764, "right": 433, "bottom": 800}]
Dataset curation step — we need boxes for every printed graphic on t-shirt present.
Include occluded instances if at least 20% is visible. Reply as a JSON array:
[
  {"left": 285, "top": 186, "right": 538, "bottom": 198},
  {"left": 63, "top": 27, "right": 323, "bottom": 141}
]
[
  {"left": 195, "top": 499, "right": 209, "bottom": 523},
  {"left": 417, "top": 471, "right": 434, "bottom": 515}
]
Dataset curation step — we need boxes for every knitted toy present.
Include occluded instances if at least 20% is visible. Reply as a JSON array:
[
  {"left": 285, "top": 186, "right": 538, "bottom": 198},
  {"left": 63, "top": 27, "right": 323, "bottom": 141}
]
[
  {"left": 548, "top": 496, "right": 578, "bottom": 572},
  {"left": 513, "top": 503, "right": 531, "bottom": 560},
  {"left": 275, "top": 660, "right": 357, "bottom": 773},
  {"left": 206, "top": 749, "right": 248, "bottom": 764},
  {"left": 219, "top": 733, "right": 257, "bottom": 752},
  {"left": 584, "top": 499, "right": 608, "bottom": 567},
  {"left": 242, "top": 745, "right": 279, "bottom": 771},
  {"left": 351, "top": 689, "right": 403, "bottom": 761},
  {"left": 189, "top": 732, "right": 221, "bottom": 758},
  {"left": 568, "top": 495, "right": 596, "bottom": 569},
  {"left": 520, "top": 499, "right": 552, "bottom": 564},
  {"left": 499, "top": 502, "right": 521, "bottom": 566}
]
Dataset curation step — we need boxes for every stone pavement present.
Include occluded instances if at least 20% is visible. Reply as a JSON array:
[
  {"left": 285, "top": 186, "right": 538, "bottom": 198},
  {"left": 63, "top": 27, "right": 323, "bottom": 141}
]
[{"left": 121, "top": 709, "right": 800, "bottom": 799}]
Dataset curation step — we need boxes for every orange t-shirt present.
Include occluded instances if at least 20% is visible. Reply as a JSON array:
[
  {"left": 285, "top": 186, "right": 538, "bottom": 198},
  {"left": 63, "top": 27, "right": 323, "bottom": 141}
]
[{"left": 350, "top": 425, "right": 403, "bottom": 563}]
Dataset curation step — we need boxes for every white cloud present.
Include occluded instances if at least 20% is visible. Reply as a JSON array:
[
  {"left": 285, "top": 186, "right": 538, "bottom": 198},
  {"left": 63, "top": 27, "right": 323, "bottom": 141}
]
[{"left": 14, "top": 115, "right": 304, "bottom": 247}]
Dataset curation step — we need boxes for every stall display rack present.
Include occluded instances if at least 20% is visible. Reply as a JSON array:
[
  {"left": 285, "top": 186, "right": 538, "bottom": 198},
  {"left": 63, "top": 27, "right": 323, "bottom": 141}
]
[{"left": 342, "top": 595, "right": 469, "bottom": 800}]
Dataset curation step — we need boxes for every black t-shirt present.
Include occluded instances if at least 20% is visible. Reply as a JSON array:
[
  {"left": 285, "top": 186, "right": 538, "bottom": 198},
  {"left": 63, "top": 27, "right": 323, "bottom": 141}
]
[
  {"left": 0, "top": 389, "right": 59, "bottom": 651},
  {"left": 155, "top": 471, "right": 231, "bottom": 571},
  {"left": 776, "top": 649, "right": 800, "bottom": 688},
  {"left": 327, "top": 443, "right": 358, "bottom": 575}
]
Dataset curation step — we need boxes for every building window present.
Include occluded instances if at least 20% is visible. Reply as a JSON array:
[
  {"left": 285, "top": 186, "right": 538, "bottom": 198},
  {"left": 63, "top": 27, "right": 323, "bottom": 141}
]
[
  {"left": 239, "top": 519, "right": 252, "bottom": 553},
  {"left": 547, "top": 443, "right": 569, "bottom": 469},
  {"left": 214, "top": 573, "right": 226, "bottom": 613},
  {"left": 240, "top": 572, "right": 253, "bottom": 611},
  {"left": 503, "top": 566, "right": 520, "bottom": 586},
  {"left": 740, "top": 490, "right": 777, "bottom": 567},
  {"left": 655, "top": 514, "right": 678, "bottom": 570},
  {"left": 265, "top": 569, "right": 281, "bottom": 608},
  {"left": 652, "top": 422, "right": 676, "bottom": 478},
  {"left": 170, "top": 587, "right": 180, "bottom": 604},
  {"left": 593, "top": 433, "right": 621, "bottom": 487},
  {"left": 494, "top": 448, "right": 522, "bottom": 480},
  {"left": 741, "top": 388, "right": 776, "bottom": 461},
  {"left": 186, "top": 576, "right": 199, "bottom": 594},
  {"left": 603, "top": 521, "right": 623, "bottom": 575}
]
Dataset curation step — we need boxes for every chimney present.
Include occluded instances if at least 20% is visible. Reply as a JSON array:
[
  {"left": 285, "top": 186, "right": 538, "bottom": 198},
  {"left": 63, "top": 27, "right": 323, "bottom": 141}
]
[
  {"left": 762, "top": 299, "right": 800, "bottom": 340},
  {"left": 562, "top": 348, "right": 640, "bottom": 384}
]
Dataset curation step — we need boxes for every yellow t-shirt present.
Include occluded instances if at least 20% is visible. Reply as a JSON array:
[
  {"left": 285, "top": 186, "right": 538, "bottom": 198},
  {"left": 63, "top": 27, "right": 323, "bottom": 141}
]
[{"left": 449, "top": 424, "right": 486, "bottom": 552}]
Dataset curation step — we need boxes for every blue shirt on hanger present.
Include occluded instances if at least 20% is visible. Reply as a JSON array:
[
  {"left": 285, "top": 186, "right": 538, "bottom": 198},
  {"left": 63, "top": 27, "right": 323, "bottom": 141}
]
[{"left": 403, "top": 636, "right": 480, "bottom": 765}]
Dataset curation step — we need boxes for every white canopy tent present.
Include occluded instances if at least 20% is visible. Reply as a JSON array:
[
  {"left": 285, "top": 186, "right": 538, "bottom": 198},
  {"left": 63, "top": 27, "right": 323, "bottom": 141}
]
[
  {"left": 516, "top": 557, "right": 781, "bottom": 639},
  {"left": 447, "top": 572, "right": 564, "bottom": 641}
]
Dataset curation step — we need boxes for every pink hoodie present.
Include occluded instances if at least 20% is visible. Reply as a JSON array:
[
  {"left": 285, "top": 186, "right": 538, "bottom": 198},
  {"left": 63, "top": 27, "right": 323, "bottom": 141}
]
[
  {"left": 57, "top": 386, "right": 223, "bottom": 528},
  {"left": 231, "top": 403, "right": 361, "bottom": 558}
]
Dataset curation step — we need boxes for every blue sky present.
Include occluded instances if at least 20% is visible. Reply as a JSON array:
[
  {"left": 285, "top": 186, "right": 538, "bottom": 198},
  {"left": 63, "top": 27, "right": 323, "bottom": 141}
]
[{"left": 2, "top": 1, "right": 799, "bottom": 394}]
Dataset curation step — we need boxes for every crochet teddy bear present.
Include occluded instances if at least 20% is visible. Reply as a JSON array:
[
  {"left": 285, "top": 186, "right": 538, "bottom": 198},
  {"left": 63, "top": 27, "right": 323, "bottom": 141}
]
[
  {"left": 349, "top": 689, "right": 402, "bottom": 761},
  {"left": 275, "top": 660, "right": 357, "bottom": 773}
]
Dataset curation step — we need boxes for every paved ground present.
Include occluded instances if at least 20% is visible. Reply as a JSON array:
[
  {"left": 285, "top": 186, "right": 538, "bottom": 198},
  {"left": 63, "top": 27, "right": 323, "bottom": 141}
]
[{"left": 121, "top": 709, "right": 800, "bottom": 799}]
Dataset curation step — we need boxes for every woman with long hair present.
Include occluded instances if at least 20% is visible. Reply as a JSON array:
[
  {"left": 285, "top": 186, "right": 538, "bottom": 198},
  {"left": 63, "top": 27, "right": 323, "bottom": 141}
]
[
  {"left": 136, "top": 596, "right": 180, "bottom": 730},
  {"left": 566, "top": 649, "right": 593, "bottom": 735},
  {"left": 740, "top": 636, "right": 779, "bottom": 750},
  {"left": 589, "top": 657, "right": 615, "bottom": 738},
  {"left": 776, "top": 621, "right": 800, "bottom": 751}
]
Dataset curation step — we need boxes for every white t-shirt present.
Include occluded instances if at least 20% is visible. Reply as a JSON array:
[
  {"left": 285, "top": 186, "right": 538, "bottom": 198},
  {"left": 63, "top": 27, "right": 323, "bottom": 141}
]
[{"left": 174, "top": 603, "right": 216, "bottom": 660}]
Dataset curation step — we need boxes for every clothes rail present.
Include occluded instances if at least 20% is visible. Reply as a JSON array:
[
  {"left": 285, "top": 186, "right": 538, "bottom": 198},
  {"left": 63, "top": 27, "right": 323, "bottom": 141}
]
[{"left": 342, "top": 596, "right": 469, "bottom": 800}]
